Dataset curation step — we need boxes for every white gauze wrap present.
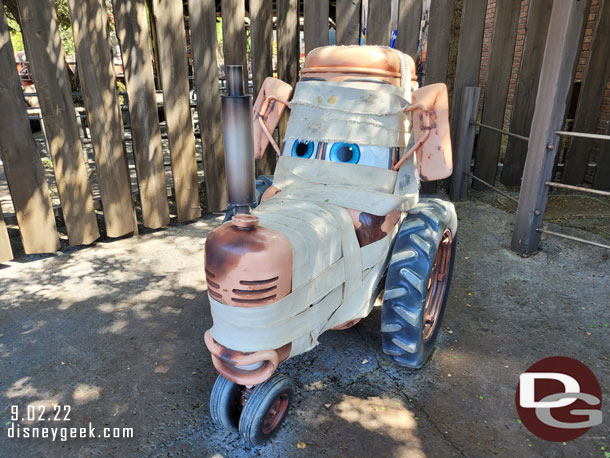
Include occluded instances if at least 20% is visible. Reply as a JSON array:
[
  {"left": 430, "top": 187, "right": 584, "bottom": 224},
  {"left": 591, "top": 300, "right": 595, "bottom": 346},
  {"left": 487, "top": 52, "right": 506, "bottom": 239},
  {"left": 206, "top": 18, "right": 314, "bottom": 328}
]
[
  {"left": 209, "top": 157, "right": 411, "bottom": 357},
  {"left": 284, "top": 46, "right": 416, "bottom": 148},
  {"left": 285, "top": 81, "right": 411, "bottom": 148}
]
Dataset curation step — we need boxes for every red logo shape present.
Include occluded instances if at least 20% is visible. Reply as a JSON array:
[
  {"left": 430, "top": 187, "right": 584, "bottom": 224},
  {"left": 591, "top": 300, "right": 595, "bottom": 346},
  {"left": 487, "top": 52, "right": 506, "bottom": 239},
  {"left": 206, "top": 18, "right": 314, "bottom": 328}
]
[{"left": 516, "top": 356, "right": 602, "bottom": 442}]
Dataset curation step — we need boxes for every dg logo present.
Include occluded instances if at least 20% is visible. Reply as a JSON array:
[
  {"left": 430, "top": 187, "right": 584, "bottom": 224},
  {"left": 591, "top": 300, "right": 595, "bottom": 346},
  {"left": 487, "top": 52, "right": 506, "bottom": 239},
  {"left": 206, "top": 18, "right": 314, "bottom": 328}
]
[{"left": 516, "top": 356, "right": 603, "bottom": 442}]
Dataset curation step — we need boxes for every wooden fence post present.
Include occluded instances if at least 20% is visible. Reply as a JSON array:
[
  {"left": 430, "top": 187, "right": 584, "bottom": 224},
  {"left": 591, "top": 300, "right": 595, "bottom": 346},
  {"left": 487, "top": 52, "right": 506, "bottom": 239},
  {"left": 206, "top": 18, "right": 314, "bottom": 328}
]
[
  {"left": 336, "top": 0, "right": 361, "bottom": 46},
  {"left": 68, "top": 0, "right": 138, "bottom": 237},
  {"left": 512, "top": 0, "right": 588, "bottom": 255},
  {"left": 472, "top": 0, "right": 521, "bottom": 189},
  {"left": 562, "top": 0, "right": 610, "bottom": 185},
  {"left": 0, "top": 202, "right": 13, "bottom": 262},
  {"left": 500, "top": 0, "right": 553, "bottom": 187},
  {"left": 190, "top": 0, "right": 228, "bottom": 212},
  {"left": 250, "top": 0, "right": 277, "bottom": 175},
  {"left": 304, "top": 0, "right": 329, "bottom": 53},
  {"left": 152, "top": 0, "right": 201, "bottom": 221},
  {"left": 110, "top": 0, "right": 170, "bottom": 229},
  {"left": 18, "top": 0, "right": 100, "bottom": 245},
  {"left": 450, "top": 86, "right": 480, "bottom": 201},
  {"left": 0, "top": 4, "right": 59, "bottom": 253}
]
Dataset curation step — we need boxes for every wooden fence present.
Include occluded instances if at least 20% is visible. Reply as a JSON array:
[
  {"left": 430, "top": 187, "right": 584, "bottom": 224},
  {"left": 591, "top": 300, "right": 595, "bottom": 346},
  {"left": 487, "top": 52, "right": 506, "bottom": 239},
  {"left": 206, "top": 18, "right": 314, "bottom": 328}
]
[{"left": 0, "top": 0, "right": 607, "bottom": 263}]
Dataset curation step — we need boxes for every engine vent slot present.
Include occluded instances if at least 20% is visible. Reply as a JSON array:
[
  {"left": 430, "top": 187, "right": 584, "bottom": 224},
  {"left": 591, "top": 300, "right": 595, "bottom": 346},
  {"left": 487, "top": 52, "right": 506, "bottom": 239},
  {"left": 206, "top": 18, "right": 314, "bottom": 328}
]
[
  {"left": 239, "top": 277, "right": 279, "bottom": 285},
  {"left": 232, "top": 285, "right": 277, "bottom": 296},
  {"left": 232, "top": 294, "right": 278, "bottom": 304}
]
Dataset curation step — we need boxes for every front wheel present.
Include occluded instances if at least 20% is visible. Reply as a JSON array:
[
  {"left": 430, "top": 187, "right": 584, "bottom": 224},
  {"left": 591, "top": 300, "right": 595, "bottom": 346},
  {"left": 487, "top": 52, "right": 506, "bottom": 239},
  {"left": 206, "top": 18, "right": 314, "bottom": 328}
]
[
  {"left": 238, "top": 373, "right": 294, "bottom": 445},
  {"left": 209, "top": 375, "right": 242, "bottom": 431},
  {"left": 381, "top": 198, "right": 458, "bottom": 368}
]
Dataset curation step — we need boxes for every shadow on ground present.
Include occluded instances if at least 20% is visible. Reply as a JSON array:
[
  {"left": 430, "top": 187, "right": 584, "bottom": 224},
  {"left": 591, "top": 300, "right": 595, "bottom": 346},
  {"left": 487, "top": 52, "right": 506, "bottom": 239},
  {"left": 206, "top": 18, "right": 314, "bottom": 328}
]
[{"left": 0, "top": 199, "right": 608, "bottom": 457}]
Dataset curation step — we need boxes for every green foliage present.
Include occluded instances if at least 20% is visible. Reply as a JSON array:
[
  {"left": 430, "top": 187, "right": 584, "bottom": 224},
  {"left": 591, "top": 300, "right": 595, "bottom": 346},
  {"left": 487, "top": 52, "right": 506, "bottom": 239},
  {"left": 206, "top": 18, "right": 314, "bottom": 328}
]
[
  {"left": 5, "top": 14, "right": 23, "bottom": 52},
  {"left": 53, "top": 0, "right": 75, "bottom": 56},
  {"left": 3, "top": 0, "right": 75, "bottom": 57}
]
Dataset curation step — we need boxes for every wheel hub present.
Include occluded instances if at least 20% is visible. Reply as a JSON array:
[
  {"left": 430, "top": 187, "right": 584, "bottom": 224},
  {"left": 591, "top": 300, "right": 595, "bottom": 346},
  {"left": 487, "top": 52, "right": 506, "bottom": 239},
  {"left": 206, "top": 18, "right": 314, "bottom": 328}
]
[
  {"left": 423, "top": 230, "right": 452, "bottom": 342},
  {"left": 261, "top": 393, "right": 290, "bottom": 434}
]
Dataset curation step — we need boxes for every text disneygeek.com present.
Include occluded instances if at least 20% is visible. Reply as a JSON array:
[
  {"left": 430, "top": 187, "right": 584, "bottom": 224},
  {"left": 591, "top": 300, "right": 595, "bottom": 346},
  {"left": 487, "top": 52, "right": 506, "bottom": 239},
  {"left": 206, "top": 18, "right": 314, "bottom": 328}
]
[{"left": 6, "top": 405, "right": 133, "bottom": 442}]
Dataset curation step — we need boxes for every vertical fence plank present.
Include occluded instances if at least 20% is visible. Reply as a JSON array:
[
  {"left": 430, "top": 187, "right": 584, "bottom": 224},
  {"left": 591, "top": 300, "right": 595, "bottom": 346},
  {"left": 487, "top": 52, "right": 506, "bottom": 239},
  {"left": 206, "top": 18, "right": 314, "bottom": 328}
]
[
  {"left": 336, "top": 0, "right": 361, "bottom": 46},
  {"left": 145, "top": 0, "right": 163, "bottom": 89},
  {"left": 277, "top": 0, "right": 299, "bottom": 147},
  {"left": 367, "top": 1, "right": 391, "bottom": 46},
  {"left": 0, "top": 6, "right": 59, "bottom": 253},
  {"left": 500, "top": 0, "right": 553, "bottom": 186},
  {"left": 472, "top": 0, "right": 520, "bottom": 189},
  {"left": 593, "top": 122, "right": 610, "bottom": 189},
  {"left": 425, "top": 0, "right": 454, "bottom": 85},
  {"left": 512, "top": 0, "right": 587, "bottom": 254},
  {"left": 421, "top": 0, "right": 454, "bottom": 193},
  {"left": 250, "top": 0, "right": 276, "bottom": 175},
  {"left": 152, "top": 0, "right": 201, "bottom": 221},
  {"left": 113, "top": 0, "right": 170, "bottom": 228},
  {"left": 251, "top": 0, "right": 273, "bottom": 96},
  {"left": 562, "top": 0, "right": 610, "bottom": 185},
  {"left": 0, "top": 203, "right": 12, "bottom": 262},
  {"left": 190, "top": 0, "right": 228, "bottom": 212},
  {"left": 450, "top": 0, "right": 486, "bottom": 150},
  {"left": 68, "top": 0, "right": 138, "bottom": 237},
  {"left": 221, "top": 0, "right": 247, "bottom": 70},
  {"left": 18, "top": 0, "right": 100, "bottom": 245},
  {"left": 304, "top": 0, "right": 329, "bottom": 53},
  {"left": 396, "top": 0, "right": 422, "bottom": 58},
  {"left": 450, "top": 86, "right": 480, "bottom": 201}
]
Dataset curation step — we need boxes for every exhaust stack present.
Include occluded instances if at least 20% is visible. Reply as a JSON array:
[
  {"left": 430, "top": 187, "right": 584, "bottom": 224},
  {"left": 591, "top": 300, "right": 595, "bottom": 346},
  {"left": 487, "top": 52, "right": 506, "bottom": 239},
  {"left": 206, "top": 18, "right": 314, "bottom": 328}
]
[{"left": 221, "top": 65, "right": 256, "bottom": 215}]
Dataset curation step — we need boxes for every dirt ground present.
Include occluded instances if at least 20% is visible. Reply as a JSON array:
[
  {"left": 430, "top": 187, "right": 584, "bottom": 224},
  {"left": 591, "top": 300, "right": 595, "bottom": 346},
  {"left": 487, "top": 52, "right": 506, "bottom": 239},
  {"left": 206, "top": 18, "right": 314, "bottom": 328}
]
[{"left": 0, "top": 197, "right": 608, "bottom": 457}]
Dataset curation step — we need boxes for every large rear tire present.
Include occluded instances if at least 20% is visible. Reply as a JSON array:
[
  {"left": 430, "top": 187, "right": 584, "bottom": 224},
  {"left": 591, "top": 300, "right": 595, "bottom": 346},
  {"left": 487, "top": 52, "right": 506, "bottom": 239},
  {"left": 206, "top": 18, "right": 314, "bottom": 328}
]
[{"left": 381, "top": 198, "right": 457, "bottom": 368}]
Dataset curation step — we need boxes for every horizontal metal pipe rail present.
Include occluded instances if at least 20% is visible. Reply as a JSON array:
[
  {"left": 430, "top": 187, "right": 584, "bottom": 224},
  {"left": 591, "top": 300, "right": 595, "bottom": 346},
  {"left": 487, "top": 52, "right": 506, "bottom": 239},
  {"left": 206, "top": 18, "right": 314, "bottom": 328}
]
[
  {"left": 537, "top": 228, "right": 610, "bottom": 250},
  {"left": 555, "top": 130, "right": 610, "bottom": 141},
  {"left": 545, "top": 181, "right": 610, "bottom": 197},
  {"left": 471, "top": 121, "right": 529, "bottom": 142},
  {"left": 466, "top": 173, "right": 519, "bottom": 204}
]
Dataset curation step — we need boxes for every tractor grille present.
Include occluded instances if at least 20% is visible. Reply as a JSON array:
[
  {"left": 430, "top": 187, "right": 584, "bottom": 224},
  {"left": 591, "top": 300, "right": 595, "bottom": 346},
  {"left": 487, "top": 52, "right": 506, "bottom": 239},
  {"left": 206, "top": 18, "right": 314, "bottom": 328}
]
[{"left": 206, "top": 269, "right": 280, "bottom": 306}]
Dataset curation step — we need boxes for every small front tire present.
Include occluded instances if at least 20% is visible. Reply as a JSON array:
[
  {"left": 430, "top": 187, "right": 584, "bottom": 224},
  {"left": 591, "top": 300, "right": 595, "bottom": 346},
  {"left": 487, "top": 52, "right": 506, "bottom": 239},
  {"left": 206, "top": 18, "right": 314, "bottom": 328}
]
[
  {"left": 210, "top": 375, "right": 242, "bottom": 431},
  {"left": 238, "top": 373, "right": 294, "bottom": 445}
]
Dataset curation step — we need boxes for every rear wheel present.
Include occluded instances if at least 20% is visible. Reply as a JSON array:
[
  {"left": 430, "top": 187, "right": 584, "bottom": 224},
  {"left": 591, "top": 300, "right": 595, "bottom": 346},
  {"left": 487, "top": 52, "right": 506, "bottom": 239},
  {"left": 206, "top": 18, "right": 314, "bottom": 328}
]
[{"left": 381, "top": 198, "right": 457, "bottom": 368}]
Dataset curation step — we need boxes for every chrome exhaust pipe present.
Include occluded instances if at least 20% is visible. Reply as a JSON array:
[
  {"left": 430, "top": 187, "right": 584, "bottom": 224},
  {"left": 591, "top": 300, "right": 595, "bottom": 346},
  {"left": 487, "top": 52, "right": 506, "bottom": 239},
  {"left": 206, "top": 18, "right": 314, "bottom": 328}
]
[{"left": 221, "top": 65, "right": 256, "bottom": 215}]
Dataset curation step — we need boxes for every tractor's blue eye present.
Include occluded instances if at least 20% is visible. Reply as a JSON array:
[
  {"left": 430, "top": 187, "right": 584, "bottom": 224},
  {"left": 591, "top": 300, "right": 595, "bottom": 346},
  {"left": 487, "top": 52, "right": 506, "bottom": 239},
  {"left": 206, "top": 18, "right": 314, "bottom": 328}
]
[
  {"left": 291, "top": 141, "right": 314, "bottom": 158},
  {"left": 329, "top": 143, "right": 360, "bottom": 164}
]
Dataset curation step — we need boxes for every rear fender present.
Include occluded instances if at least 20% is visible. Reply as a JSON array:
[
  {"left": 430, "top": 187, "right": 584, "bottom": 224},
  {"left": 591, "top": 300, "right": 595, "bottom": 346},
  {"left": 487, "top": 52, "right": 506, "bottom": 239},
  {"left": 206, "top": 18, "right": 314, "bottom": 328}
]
[
  {"left": 253, "top": 77, "right": 293, "bottom": 159},
  {"left": 411, "top": 83, "right": 452, "bottom": 181}
]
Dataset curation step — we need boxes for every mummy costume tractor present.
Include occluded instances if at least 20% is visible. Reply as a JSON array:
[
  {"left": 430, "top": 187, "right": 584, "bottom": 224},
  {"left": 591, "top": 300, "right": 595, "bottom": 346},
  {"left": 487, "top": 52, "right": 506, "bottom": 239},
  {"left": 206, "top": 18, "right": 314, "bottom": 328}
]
[{"left": 204, "top": 46, "right": 457, "bottom": 444}]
